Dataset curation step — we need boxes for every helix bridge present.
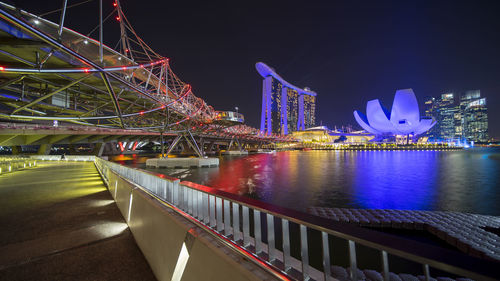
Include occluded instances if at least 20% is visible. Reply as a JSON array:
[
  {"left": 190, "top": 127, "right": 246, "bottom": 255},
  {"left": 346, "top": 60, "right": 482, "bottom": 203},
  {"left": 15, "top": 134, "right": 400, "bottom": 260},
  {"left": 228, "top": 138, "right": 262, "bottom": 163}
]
[{"left": 0, "top": 1, "right": 293, "bottom": 144}]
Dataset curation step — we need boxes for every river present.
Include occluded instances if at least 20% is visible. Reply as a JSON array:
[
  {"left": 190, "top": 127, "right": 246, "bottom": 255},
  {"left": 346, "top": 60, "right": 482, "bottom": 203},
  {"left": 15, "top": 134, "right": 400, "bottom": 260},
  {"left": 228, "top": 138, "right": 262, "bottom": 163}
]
[{"left": 111, "top": 148, "right": 500, "bottom": 216}]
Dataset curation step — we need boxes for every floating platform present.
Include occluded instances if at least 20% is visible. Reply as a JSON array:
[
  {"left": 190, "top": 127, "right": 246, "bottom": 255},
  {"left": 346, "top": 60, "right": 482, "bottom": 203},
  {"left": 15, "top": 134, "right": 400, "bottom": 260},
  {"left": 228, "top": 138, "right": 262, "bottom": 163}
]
[
  {"left": 145, "top": 157, "right": 219, "bottom": 168},
  {"left": 309, "top": 207, "right": 500, "bottom": 261},
  {"left": 221, "top": 150, "right": 248, "bottom": 156}
]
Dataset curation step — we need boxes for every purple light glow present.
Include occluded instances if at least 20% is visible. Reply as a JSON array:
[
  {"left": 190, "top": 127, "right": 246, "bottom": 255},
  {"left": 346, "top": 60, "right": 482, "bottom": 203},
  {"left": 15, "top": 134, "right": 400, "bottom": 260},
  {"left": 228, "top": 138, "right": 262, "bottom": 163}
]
[{"left": 353, "top": 89, "right": 435, "bottom": 136}]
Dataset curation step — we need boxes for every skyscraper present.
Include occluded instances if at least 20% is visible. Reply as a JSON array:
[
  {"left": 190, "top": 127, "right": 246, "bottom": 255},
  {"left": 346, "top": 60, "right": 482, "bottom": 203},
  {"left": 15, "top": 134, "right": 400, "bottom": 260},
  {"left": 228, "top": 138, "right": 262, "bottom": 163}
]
[
  {"left": 256, "top": 62, "right": 317, "bottom": 135},
  {"left": 303, "top": 94, "right": 316, "bottom": 129},
  {"left": 461, "top": 91, "right": 488, "bottom": 142},
  {"left": 424, "top": 90, "right": 488, "bottom": 142},
  {"left": 438, "top": 93, "right": 459, "bottom": 140}
]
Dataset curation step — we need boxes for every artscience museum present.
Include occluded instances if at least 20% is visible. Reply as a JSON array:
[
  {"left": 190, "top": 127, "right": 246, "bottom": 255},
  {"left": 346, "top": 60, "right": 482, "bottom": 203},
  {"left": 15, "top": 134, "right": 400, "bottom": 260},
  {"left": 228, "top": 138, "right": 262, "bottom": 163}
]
[{"left": 354, "top": 89, "right": 436, "bottom": 137}]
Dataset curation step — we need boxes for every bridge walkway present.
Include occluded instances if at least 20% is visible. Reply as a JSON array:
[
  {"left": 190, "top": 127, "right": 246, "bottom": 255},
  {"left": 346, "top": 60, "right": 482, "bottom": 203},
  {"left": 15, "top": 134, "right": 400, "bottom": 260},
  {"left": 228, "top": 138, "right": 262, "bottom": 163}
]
[{"left": 0, "top": 161, "right": 156, "bottom": 281}]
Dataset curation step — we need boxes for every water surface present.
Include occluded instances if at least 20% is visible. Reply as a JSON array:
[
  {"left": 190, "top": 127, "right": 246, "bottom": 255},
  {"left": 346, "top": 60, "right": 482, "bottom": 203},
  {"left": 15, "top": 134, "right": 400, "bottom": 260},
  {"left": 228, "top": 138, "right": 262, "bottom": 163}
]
[{"left": 113, "top": 148, "right": 500, "bottom": 215}]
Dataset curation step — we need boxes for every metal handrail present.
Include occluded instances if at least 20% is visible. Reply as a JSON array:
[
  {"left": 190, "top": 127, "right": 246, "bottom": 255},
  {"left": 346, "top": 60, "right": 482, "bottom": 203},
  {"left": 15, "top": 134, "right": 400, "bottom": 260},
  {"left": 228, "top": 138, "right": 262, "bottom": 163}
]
[{"left": 94, "top": 157, "right": 499, "bottom": 281}]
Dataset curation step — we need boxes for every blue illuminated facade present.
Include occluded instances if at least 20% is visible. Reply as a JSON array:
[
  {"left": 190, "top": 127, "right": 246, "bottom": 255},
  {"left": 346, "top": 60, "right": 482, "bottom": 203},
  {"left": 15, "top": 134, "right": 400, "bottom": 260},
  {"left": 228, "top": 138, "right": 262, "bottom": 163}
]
[
  {"left": 256, "top": 62, "right": 316, "bottom": 135},
  {"left": 353, "top": 89, "right": 436, "bottom": 137}
]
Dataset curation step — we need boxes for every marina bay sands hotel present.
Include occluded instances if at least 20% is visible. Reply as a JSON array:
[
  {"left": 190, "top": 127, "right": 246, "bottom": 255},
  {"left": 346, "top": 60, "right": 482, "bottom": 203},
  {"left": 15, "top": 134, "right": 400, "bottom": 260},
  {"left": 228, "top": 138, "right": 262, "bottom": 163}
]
[{"left": 256, "top": 62, "right": 317, "bottom": 135}]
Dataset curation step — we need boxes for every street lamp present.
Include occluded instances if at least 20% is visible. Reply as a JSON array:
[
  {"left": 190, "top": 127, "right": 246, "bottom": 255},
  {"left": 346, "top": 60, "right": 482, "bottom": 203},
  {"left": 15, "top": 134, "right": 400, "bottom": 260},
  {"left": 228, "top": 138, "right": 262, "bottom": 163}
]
[{"left": 235, "top": 106, "right": 239, "bottom": 113}]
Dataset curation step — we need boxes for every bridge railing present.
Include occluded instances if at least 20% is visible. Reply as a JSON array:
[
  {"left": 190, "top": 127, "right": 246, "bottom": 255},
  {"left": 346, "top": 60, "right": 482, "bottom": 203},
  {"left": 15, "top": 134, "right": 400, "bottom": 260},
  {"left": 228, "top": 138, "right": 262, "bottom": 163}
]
[
  {"left": 0, "top": 156, "right": 37, "bottom": 174},
  {"left": 30, "top": 155, "right": 96, "bottom": 162},
  {"left": 94, "top": 157, "right": 499, "bottom": 281}
]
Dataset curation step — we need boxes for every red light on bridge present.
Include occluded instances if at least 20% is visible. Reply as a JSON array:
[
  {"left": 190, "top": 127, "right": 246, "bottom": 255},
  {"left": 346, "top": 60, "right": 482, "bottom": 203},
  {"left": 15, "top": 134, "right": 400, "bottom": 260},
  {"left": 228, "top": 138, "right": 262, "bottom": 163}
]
[
  {"left": 116, "top": 16, "right": 121, "bottom": 21},
  {"left": 161, "top": 105, "right": 165, "bottom": 109},
  {"left": 118, "top": 142, "right": 125, "bottom": 152},
  {"left": 139, "top": 111, "right": 144, "bottom": 115},
  {"left": 113, "top": 2, "right": 117, "bottom": 7},
  {"left": 0, "top": 66, "right": 4, "bottom": 71},
  {"left": 83, "top": 68, "right": 89, "bottom": 73}
]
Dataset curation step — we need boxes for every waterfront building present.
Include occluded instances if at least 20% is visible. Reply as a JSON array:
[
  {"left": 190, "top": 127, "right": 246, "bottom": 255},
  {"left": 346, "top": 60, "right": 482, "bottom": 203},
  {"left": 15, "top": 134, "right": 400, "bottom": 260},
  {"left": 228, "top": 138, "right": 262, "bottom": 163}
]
[
  {"left": 303, "top": 93, "right": 316, "bottom": 129},
  {"left": 461, "top": 91, "right": 488, "bottom": 142},
  {"left": 423, "top": 96, "right": 438, "bottom": 139},
  {"left": 256, "top": 62, "right": 317, "bottom": 135},
  {"left": 353, "top": 89, "right": 436, "bottom": 137},
  {"left": 424, "top": 90, "right": 488, "bottom": 142},
  {"left": 291, "top": 126, "right": 374, "bottom": 143},
  {"left": 439, "top": 93, "right": 460, "bottom": 140}
]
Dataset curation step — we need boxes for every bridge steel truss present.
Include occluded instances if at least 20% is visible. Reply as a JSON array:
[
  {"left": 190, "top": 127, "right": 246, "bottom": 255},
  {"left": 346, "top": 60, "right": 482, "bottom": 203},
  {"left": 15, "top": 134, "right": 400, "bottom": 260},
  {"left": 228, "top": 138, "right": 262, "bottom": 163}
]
[{"left": 0, "top": 1, "right": 295, "bottom": 154}]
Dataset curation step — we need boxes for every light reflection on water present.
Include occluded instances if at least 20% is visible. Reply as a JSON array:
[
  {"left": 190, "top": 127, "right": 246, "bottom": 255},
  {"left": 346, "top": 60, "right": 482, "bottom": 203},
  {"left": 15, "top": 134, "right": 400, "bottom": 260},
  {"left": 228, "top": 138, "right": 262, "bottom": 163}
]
[{"left": 111, "top": 148, "right": 500, "bottom": 215}]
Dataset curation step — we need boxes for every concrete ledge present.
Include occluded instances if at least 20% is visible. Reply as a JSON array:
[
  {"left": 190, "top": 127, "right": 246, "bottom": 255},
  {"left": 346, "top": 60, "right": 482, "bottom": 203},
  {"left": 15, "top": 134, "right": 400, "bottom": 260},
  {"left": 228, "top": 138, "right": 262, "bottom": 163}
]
[
  {"left": 103, "top": 170, "right": 276, "bottom": 281},
  {"left": 145, "top": 157, "right": 219, "bottom": 168}
]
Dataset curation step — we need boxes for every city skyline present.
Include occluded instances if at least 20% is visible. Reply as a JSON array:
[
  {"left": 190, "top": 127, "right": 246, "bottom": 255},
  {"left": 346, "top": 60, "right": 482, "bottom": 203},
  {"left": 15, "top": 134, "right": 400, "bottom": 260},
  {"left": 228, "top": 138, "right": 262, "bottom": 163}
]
[
  {"left": 13, "top": 0, "right": 500, "bottom": 139},
  {"left": 424, "top": 90, "right": 489, "bottom": 142}
]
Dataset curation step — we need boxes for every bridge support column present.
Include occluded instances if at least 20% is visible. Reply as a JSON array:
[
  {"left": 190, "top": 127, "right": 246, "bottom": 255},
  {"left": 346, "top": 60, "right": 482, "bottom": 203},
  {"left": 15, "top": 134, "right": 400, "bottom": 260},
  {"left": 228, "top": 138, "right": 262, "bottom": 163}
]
[
  {"left": 37, "top": 144, "right": 51, "bottom": 155},
  {"left": 206, "top": 142, "right": 215, "bottom": 155},
  {"left": 98, "top": 142, "right": 120, "bottom": 155},
  {"left": 93, "top": 142, "right": 105, "bottom": 156}
]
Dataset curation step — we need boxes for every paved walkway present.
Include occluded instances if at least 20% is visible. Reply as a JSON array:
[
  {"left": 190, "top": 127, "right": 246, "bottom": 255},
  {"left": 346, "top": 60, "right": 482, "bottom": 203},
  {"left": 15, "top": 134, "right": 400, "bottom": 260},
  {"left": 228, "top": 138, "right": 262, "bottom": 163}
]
[{"left": 0, "top": 161, "right": 156, "bottom": 281}]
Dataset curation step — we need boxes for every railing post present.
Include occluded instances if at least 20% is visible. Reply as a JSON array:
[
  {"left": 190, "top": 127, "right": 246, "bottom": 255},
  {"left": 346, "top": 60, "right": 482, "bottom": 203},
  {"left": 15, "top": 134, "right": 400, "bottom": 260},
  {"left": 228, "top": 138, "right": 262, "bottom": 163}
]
[
  {"left": 197, "top": 190, "right": 203, "bottom": 220},
  {"left": 254, "top": 210, "right": 262, "bottom": 255},
  {"left": 232, "top": 202, "right": 241, "bottom": 242},
  {"left": 173, "top": 182, "right": 179, "bottom": 205},
  {"left": 321, "top": 231, "right": 331, "bottom": 280},
  {"left": 266, "top": 214, "right": 276, "bottom": 262},
  {"left": 188, "top": 188, "right": 193, "bottom": 215},
  {"left": 381, "top": 250, "right": 389, "bottom": 281},
  {"left": 300, "top": 224, "right": 310, "bottom": 280},
  {"left": 194, "top": 189, "right": 200, "bottom": 218},
  {"left": 224, "top": 200, "right": 231, "bottom": 237},
  {"left": 183, "top": 185, "right": 188, "bottom": 211},
  {"left": 209, "top": 195, "right": 216, "bottom": 228},
  {"left": 423, "top": 264, "right": 431, "bottom": 281},
  {"left": 203, "top": 193, "right": 209, "bottom": 224},
  {"left": 242, "top": 206, "right": 250, "bottom": 247},
  {"left": 216, "top": 197, "right": 223, "bottom": 232},
  {"left": 282, "top": 219, "right": 291, "bottom": 272},
  {"left": 162, "top": 179, "right": 167, "bottom": 200},
  {"left": 348, "top": 240, "right": 358, "bottom": 281}
]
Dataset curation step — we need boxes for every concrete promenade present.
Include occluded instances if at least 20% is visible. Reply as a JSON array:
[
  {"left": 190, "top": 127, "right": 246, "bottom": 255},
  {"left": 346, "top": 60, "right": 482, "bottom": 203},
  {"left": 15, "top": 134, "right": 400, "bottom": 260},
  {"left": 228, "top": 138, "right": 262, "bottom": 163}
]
[{"left": 0, "top": 161, "right": 156, "bottom": 280}]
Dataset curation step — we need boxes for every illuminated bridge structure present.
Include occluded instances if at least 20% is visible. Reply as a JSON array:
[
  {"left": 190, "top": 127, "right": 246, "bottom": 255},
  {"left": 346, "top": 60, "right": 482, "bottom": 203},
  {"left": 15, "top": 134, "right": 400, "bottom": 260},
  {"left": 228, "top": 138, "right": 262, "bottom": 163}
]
[{"left": 0, "top": 1, "right": 293, "bottom": 156}]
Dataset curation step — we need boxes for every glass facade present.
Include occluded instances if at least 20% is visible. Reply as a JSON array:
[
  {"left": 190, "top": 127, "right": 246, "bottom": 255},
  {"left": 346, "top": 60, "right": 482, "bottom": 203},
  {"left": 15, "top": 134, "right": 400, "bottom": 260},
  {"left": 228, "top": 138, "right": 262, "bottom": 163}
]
[
  {"left": 303, "top": 94, "right": 316, "bottom": 129},
  {"left": 261, "top": 76, "right": 316, "bottom": 135},
  {"left": 287, "top": 88, "right": 299, "bottom": 132},
  {"left": 425, "top": 90, "right": 488, "bottom": 142},
  {"left": 461, "top": 93, "right": 488, "bottom": 142},
  {"left": 270, "top": 78, "right": 283, "bottom": 134},
  {"left": 438, "top": 93, "right": 458, "bottom": 140}
]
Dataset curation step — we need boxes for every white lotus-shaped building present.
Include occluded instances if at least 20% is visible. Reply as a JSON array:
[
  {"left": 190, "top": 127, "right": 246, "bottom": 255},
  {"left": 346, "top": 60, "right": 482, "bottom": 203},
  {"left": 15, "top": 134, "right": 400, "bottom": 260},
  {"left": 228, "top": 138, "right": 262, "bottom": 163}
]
[{"left": 353, "top": 89, "right": 436, "bottom": 136}]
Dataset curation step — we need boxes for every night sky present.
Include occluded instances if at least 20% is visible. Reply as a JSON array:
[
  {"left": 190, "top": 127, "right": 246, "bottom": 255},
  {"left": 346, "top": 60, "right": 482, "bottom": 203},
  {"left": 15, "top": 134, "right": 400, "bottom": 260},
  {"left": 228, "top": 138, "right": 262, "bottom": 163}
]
[{"left": 11, "top": 0, "right": 500, "bottom": 138}]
